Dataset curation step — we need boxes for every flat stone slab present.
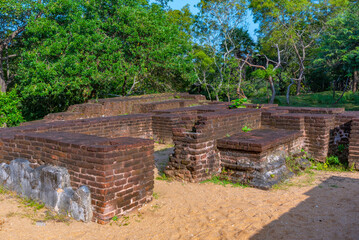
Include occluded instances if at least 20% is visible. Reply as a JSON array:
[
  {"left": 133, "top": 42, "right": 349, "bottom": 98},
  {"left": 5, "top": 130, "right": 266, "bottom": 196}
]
[{"left": 217, "top": 129, "right": 302, "bottom": 152}]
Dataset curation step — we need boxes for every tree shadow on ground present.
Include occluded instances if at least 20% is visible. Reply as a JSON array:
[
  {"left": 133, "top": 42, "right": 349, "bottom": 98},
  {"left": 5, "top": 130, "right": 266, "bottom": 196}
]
[{"left": 251, "top": 176, "right": 359, "bottom": 240}]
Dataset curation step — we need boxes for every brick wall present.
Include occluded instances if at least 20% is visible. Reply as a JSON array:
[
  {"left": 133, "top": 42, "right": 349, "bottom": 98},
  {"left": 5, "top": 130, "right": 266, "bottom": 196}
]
[
  {"left": 348, "top": 118, "right": 359, "bottom": 170},
  {"left": 0, "top": 132, "right": 154, "bottom": 224},
  {"left": 135, "top": 99, "right": 199, "bottom": 114},
  {"left": 11, "top": 114, "right": 153, "bottom": 140},
  {"left": 42, "top": 93, "right": 205, "bottom": 122},
  {"left": 262, "top": 109, "right": 336, "bottom": 162},
  {"left": 165, "top": 109, "right": 262, "bottom": 182}
]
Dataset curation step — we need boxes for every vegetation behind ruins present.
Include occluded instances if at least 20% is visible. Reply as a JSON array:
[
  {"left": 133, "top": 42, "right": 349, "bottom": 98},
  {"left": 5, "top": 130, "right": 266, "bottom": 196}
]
[{"left": 0, "top": 0, "right": 358, "bottom": 124}]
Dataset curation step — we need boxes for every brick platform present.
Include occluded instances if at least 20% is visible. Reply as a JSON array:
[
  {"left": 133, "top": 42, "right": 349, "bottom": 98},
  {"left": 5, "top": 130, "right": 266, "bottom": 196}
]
[{"left": 217, "top": 129, "right": 303, "bottom": 189}]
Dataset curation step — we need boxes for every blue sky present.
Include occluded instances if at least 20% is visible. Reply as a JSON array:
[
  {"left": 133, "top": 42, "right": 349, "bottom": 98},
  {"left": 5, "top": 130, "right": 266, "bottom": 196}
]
[{"left": 167, "top": 0, "right": 259, "bottom": 41}]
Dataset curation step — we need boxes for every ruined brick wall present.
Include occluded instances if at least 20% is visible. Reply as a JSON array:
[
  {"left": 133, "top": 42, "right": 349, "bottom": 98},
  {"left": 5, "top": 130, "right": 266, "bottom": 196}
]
[
  {"left": 348, "top": 118, "right": 359, "bottom": 170},
  {"left": 165, "top": 109, "right": 262, "bottom": 182},
  {"left": 151, "top": 104, "right": 229, "bottom": 144},
  {"left": 328, "top": 112, "right": 359, "bottom": 164},
  {"left": 11, "top": 114, "right": 153, "bottom": 140},
  {"left": 262, "top": 109, "right": 336, "bottom": 162},
  {"left": 135, "top": 99, "right": 199, "bottom": 113},
  {"left": 0, "top": 132, "right": 154, "bottom": 224},
  {"left": 42, "top": 93, "right": 206, "bottom": 122}
]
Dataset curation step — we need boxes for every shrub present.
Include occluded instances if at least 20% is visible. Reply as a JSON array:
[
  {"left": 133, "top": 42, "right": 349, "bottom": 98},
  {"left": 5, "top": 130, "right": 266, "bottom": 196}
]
[
  {"left": 326, "top": 155, "right": 340, "bottom": 166},
  {"left": 0, "top": 89, "right": 24, "bottom": 127},
  {"left": 229, "top": 98, "right": 247, "bottom": 109}
]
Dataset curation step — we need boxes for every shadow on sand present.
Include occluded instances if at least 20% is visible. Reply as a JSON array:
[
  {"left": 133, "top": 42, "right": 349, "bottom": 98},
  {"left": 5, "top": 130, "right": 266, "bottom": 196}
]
[{"left": 251, "top": 175, "right": 359, "bottom": 240}]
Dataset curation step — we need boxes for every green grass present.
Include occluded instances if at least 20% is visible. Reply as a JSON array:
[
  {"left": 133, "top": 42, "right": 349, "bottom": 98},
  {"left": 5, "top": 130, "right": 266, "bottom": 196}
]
[
  {"left": 251, "top": 91, "right": 359, "bottom": 111},
  {"left": 19, "top": 197, "right": 45, "bottom": 210},
  {"left": 155, "top": 174, "right": 172, "bottom": 182},
  {"left": 200, "top": 175, "right": 248, "bottom": 188}
]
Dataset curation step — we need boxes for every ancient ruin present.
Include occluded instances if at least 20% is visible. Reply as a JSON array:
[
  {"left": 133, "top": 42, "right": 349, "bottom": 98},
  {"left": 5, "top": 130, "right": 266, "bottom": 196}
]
[{"left": 0, "top": 92, "right": 358, "bottom": 223}]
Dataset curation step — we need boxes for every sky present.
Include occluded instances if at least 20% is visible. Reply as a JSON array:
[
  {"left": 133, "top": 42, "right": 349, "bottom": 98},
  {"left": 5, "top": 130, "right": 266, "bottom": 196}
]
[{"left": 167, "top": 0, "right": 259, "bottom": 41}]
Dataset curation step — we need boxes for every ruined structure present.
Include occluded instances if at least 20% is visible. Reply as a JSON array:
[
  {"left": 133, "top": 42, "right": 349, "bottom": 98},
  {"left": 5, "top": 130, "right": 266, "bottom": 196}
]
[{"left": 0, "top": 92, "right": 359, "bottom": 222}]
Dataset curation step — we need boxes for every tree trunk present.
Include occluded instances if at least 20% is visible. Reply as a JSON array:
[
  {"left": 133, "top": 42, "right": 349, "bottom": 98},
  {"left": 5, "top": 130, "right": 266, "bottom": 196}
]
[
  {"left": 0, "top": 57, "right": 6, "bottom": 93},
  {"left": 286, "top": 78, "right": 295, "bottom": 105},
  {"left": 296, "top": 79, "right": 301, "bottom": 95},
  {"left": 353, "top": 71, "right": 359, "bottom": 93},
  {"left": 205, "top": 84, "right": 212, "bottom": 101},
  {"left": 269, "top": 76, "right": 276, "bottom": 104}
]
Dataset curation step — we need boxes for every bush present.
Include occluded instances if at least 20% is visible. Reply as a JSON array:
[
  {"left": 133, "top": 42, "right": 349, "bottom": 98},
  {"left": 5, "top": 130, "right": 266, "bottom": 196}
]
[
  {"left": 229, "top": 98, "right": 247, "bottom": 109},
  {"left": 0, "top": 89, "right": 24, "bottom": 127},
  {"left": 326, "top": 155, "right": 340, "bottom": 166}
]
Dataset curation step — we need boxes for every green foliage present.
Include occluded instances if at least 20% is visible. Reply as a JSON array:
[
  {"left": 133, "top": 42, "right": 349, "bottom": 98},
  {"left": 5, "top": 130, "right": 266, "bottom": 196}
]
[
  {"left": 252, "top": 64, "right": 278, "bottom": 79},
  {"left": 316, "top": 2, "right": 359, "bottom": 75},
  {"left": 15, "top": 0, "right": 194, "bottom": 120},
  {"left": 229, "top": 98, "right": 247, "bottom": 109},
  {"left": 310, "top": 155, "right": 349, "bottom": 172},
  {"left": 326, "top": 156, "right": 340, "bottom": 166},
  {"left": 251, "top": 91, "right": 359, "bottom": 111},
  {"left": 241, "top": 126, "right": 252, "bottom": 132},
  {"left": 337, "top": 144, "right": 347, "bottom": 153},
  {"left": 0, "top": 88, "right": 24, "bottom": 127}
]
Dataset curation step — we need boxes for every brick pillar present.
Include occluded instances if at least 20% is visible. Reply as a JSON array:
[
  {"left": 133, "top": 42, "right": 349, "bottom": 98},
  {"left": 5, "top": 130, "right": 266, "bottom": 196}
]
[{"left": 349, "top": 119, "right": 359, "bottom": 169}]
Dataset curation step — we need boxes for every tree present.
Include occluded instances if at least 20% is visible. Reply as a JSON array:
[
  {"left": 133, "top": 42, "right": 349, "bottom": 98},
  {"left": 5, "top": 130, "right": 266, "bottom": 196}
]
[
  {"left": 193, "top": 0, "right": 248, "bottom": 101},
  {"left": 317, "top": 2, "right": 359, "bottom": 92},
  {"left": 241, "top": 44, "right": 283, "bottom": 103},
  {"left": 15, "top": 0, "right": 194, "bottom": 120},
  {"left": 250, "top": 0, "right": 351, "bottom": 95},
  {"left": 0, "top": 0, "right": 43, "bottom": 92},
  {"left": 224, "top": 28, "right": 255, "bottom": 98}
]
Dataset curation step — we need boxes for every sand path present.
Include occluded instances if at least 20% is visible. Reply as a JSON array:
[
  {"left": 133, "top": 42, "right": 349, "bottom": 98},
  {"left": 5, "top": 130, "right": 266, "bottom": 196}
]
[
  {"left": 0, "top": 170, "right": 358, "bottom": 240},
  {"left": 0, "top": 145, "right": 358, "bottom": 240}
]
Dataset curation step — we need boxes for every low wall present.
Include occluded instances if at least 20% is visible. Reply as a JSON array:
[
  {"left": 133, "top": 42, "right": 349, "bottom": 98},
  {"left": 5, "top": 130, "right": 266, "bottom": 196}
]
[
  {"left": 42, "top": 93, "right": 206, "bottom": 122},
  {"left": 4, "top": 114, "right": 153, "bottom": 141}
]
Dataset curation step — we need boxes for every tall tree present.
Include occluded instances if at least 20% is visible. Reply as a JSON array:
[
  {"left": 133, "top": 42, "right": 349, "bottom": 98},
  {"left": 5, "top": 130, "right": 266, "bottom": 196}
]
[
  {"left": 15, "top": 0, "right": 194, "bottom": 120},
  {"left": 193, "top": 0, "right": 248, "bottom": 101},
  {"left": 316, "top": 2, "right": 359, "bottom": 92},
  {"left": 0, "top": 0, "right": 43, "bottom": 92},
  {"left": 250, "top": 0, "right": 351, "bottom": 95}
]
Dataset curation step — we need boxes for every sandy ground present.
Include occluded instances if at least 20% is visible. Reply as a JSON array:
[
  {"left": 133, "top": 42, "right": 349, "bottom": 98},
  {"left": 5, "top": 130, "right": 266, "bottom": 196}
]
[{"left": 0, "top": 146, "right": 358, "bottom": 240}]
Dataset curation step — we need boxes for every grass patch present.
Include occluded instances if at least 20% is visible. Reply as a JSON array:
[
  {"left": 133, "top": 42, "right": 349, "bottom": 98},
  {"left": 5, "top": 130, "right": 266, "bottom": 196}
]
[
  {"left": 152, "top": 192, "right": 159, "bottom": 200},
  {"left": 251, "top": 91, "right": 359, "bottom": 111},
  {"left": 200, "top": 175, "right": 248, "bottom": 188},
  {"left": 0, "top": 186, "right": 10, "bottom": 195},
  {"left": 155, "top": 174, "right": 172, "bottom": 182},
  {"left": 310, "top": 155, "right": 353, "bottom": 172},
  {"left": 19, "top": 197, "right": 45, "bottom": 210}
]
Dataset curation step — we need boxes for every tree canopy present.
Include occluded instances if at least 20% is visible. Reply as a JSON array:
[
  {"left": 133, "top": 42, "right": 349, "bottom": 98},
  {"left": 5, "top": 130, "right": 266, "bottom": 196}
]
[{"left": 0, "top": 0, "right": 358, "bottom": 125}]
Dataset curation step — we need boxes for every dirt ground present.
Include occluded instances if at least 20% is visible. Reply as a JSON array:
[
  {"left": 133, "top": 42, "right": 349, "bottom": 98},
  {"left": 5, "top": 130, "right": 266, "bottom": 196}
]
[{"left": 0, "top": 146, "right": 358, "bottom": 240}]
